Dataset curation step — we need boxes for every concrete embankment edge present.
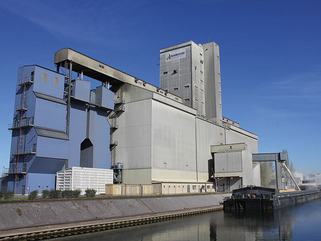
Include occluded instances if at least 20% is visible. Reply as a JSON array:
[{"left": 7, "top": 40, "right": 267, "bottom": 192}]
[{"left": 0, "top": 193, "right": 230, "bottom": 240}]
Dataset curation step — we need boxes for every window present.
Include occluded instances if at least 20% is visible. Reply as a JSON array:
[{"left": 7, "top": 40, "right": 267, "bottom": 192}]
[
  {"left": 200, "top": 53, "right": 203, "bottom": 56},
  {"left": 184, "top": 98, "right": 190, "bottom": 101},
  {"left": 192, "top": 185, "right": 196, "bottom": 190},
  {"left": 163, "top": 71, "right": 168, "bottom": 74},
  {"left": 42, "top": 73, "right": 47, "bottom": 83},
  {"left": 31, "top": 71, "right": 34, "bottom": 81},
  {"left": 54, "top": 77, "right": 59, "bottom": 86},
  {"left": 174, "top": 87, "right": 178, "bottom": 90},
  {"left": 200, "top": 60, "right": 203, "bottom": 64},
  {"left": 200, "top": 70, "right": 203, "bottom": 74},
  {"left": 173, "top": 70, "right": 177, "bottom": 74},
  {"left": 184, "top": 84, "right": 190, "bottom": 88}
]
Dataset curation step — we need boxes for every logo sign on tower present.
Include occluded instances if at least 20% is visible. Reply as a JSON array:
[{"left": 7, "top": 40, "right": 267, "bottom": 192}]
[{"left": 165, "top": 48, "right": 186, "bottom": 62}]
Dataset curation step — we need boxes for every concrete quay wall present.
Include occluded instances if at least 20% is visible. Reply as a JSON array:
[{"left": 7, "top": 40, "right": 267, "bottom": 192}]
[{"left": 0, "top": 194, "right": 230, "bottom": 232}]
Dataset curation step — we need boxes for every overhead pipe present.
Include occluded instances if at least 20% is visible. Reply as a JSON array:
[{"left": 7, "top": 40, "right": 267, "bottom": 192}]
[{"left": 66, "top": 61, "right": 72, "bottom": 137}]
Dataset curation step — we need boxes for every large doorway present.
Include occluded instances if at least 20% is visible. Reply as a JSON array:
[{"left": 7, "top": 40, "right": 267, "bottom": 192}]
[{"left": 80, "top": 138, "right": 93, "bottom": 167}]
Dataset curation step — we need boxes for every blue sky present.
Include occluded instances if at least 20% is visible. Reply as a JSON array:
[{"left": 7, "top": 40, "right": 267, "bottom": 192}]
[{"left": 0, "top": 0, "right": 320, "bottom": 175}]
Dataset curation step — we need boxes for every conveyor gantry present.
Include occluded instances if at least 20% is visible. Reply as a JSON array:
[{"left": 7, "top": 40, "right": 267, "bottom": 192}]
[{"left": 54, "top": 48, "right": 182, "bottom": 103}]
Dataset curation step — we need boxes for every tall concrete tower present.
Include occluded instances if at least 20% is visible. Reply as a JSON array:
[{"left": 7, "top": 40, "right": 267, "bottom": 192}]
[{"left": 160, "top": 41, "right": 222, "bottom": 124}]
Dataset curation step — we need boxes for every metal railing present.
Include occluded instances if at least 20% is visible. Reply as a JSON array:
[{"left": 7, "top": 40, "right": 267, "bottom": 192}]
[
  {"left": 8, "top": 163, "right": 27, "bottom": 174},
  {"left": 15, "top": 102, "right": 28, "bottom": 112},
  {"left": 109, "top": 118, "right": 118, "bottom": 130},
  {"left": 115, "top": 104, "right": 125, "bottom": 112},
  {"left": 110, "top": 141, "right": 118, "bottom": 150},
  {"left": 17, "top": 75, "right": 34, "bottom": 86},
  {"left": 11, "top": 146, "right": 36, "bottom": 156},
  {"left": 8, "top": 117, "right": 34, "bottom": 130}
]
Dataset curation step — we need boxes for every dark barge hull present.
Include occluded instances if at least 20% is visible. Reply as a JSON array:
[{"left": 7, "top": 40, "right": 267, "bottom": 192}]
[{"left": 224, "top": 186, "right": 321, "bottom": 212}]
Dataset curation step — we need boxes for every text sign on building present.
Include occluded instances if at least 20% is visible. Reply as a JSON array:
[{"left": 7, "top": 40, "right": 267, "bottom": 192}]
[{"left": 165, "top": 48, "right": 186, "bottom": 62}]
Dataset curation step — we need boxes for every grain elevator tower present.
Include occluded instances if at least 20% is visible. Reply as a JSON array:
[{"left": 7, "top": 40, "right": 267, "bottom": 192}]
[{"left": 160, "top": 41, "right": 222, "bottom": 124}]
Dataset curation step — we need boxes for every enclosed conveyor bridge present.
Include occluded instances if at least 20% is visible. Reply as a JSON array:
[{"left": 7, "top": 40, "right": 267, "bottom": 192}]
[{"left": 54, "top": 48, "right": 182, "bottom": 102}]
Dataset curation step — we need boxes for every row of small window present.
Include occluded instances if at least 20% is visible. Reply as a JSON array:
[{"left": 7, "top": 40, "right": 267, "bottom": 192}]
[
  {"left": 194, "top": 66, "right": 204, "bottom": 73},
  {"left": 193, "top": 99, "right": 204, "bottom": 103},
  {"left": 163, "top": 68, "right": 206, "bottom": 75},
  {"left": 194, "top": 86, "right": 204, "bottom": 91},
  {"left": 184, "top": 98, "right": 204, "bottom": 104},
  {"left": 163, "top": 70, "right": 177, "bottom": 75},
  {"left": 169, "top": 85, "right": 204, "bottom": 92}
]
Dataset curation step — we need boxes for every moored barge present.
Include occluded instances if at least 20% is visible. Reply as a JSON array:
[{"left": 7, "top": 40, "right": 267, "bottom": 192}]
[{"left": 223, "top": 186, "right": 321, "bottom": 212}]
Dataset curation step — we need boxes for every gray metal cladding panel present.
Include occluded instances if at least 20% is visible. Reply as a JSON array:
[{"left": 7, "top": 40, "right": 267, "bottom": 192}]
[
  {"left": 160, "top": 45, "right": 192, "bottom": 105},
  {"left": 35, "top": 127, "right": 68, "bottom": 140},
  {"left": 112, "top": 100, "right": 152, "bottom": 169},
  {"left": 227, "top": 152, "right": 242, "bottom": 172},
  {"left": 34, "top": 98, "right": 66, "bottom": 132},
  {"left": 196, "top": 118, "right": 223, "bottom": 173},
  {"left": 33, "top": 66, "right": 65, "bottom": 99},
  {"left": 215, "top": 152, "right": 242, "bottom": 173},
  {"left": 151, "top": 100, "right": 196, "bottom": 171},
  {"left": 215, "top": 154, "right": 228, "bottom": 172},
  {"left": 34, "top": 92, "right": 66, "bottom": 105},
  {"left": 28, "top": 157, "right": 67, "bottom": 174},
  {"left": 202, "top": 42, "right": 222, "bottom": 121},
  {"left": 226, "top": 129, "right": 258, "bottom": 154}
]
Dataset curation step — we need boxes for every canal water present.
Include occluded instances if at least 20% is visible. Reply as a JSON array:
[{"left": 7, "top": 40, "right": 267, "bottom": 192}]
[{"left": 54, "top": 198, "right": 321, "bottom": 241}]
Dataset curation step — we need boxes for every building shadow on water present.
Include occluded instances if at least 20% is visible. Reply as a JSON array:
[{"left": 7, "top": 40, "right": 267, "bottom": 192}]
[
  {"left": 209, "top": 208, "right": 295, "bottom": 241},
  {"left": 54, "top": 207, "right": 297, "bottom": 241}
]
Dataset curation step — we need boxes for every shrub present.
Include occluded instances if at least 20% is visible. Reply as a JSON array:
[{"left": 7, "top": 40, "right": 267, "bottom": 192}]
[
  {"left": 42, "top": 190, "right": 50, "bottom": 199},
  {"left": 0, "top": 191, "right": 3, "bottom": 200},
  {"left": 49, "top": 190, "right": 62, "bottom": 199},
  {"left": 28, "top": 190, "right": 38, "bottom": 200},
  {"left": 3, "top": 191, "right": 14, "bottom": 200},
  {"left": 62, "top": 190, "right": 74, "bottom": 199},
  {"left": 85, "top": 189, "right": 96, "bottom": 198},
  {"left": 72, "top": 190, "right": 81, "bottom": 198}
]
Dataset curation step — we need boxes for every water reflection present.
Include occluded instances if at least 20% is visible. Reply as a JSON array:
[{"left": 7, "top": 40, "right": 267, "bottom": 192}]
[{"left": 55, "top": 199, "right": 321, "bottom": 241}]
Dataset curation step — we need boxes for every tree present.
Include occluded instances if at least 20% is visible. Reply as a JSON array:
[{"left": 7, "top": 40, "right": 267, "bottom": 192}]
[{"left": 260, "top": 162, "right": 273, "bottom": 187}]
